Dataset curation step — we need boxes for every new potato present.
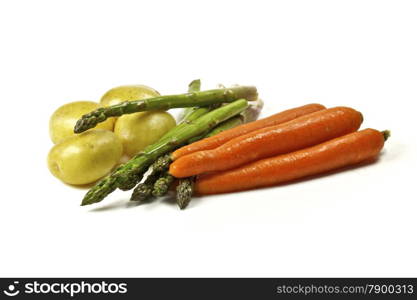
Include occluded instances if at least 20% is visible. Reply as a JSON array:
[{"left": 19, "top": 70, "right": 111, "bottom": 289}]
[
  {"left": 114, "top": 111, "right": 176, "bottom": 157},
  {"left": 48, "top": 130, "right": 123, "bottom": 185},
  {"left": 49, "top": 101, "right": 114, "bottom": 144}
]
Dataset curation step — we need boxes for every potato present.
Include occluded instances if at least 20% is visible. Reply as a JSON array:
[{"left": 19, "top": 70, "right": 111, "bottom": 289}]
[
  {"left": 114, "top": 111, "right": 176, "bottom": 157},
  {"left": 47, "top": 130, "right": 123, "bottom": 185},
  {"left": 49, "top": 101, "right": 114, "bottom": 144},
  {"left": 100, "top": 85, "right": 160, "bottom": 107}
]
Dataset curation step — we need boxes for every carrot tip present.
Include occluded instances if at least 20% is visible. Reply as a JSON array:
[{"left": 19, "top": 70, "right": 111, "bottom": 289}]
[{"left": 382, "top": 130, "right": 391, "bottom": 141}]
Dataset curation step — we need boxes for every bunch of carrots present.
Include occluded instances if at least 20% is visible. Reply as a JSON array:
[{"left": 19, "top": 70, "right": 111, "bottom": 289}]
[{"left": 169, "top": 104, "right": 389, "bottom": 201}]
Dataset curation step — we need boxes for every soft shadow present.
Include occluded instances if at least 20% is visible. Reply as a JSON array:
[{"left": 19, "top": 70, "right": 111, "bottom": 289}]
[
  {"left": 88, "top": 198, "right": 143, "bottom": 212},
  {"left": 159, "top": 191, "right": 177, "bottom": 206}
]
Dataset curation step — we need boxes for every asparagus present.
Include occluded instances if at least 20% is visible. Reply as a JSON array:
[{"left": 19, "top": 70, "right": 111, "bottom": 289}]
[
  {"left": 184, "top": 97, "right": 263, "bottom": 144},
  {"left": 81, "top": 99, "right": 249, "bottom": 206},
  {"left": 176, "top": 177, "right": 195, "bottom": 210},
  {"left": 130, "top": 173, "right": 160, "bottom": 202},
  {"left": 74, "top": 86, "right": 257, "bottom": 133},
  {"left": 176, "top": 79, "right": 202, "bottom": 122},
  {"left": 152, "top": 173, "right": 174, "bottom": 197},
  {"left": 118, "top": 173, "right": 143, "bottom": 191},
  {"left": 188, "top": 115, "right": 244, "bottom": 143},
  {"left": 130, "top": 154, "right": 172, "bottom": 202}
]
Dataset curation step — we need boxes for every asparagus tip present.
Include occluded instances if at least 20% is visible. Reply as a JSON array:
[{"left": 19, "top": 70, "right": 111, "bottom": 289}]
[
  {"left": 176, "top": 178, "right": 194, "bottom": 210},
  {"left": 152, "top": 174, "right": 174, "bottom": 197},
  {"left": 73, "top": 108, "right": 107, "bottom": 133},
  {"left": 80, "top": 198, "right": 92, "bottom": 206}
]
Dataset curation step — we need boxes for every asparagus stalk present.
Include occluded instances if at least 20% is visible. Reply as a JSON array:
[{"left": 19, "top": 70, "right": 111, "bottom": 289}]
[
  {"left": 152, "top": 173, "right": 174, "bottom": 197},
  {"left": 176, "top": 177, "right": 195, "bottom": 210},
  {"left": 74, "top": 86, "right": 257, "bottom": 133},
  {"left": 120, "top": 152, "right": 174, "bottom": 191},
  {"left": 130, "top": 173, "right": 160, "bottom": 202},
  {"left": 176, "top": 79, "right": 202, "bottom": 123},
  {"left": 81, "top": 99, "right": 249, "bottom": 206},
  {"left": 185, "top": 98, "right": 264, "bottom": 144},
  {"left": 187, "top": 115, "right": 244, "bottom": 143},
  {"left": 130, "top": 154, "right": 172, "bottom": 202},
  {"left": 118, "top": 173, "right": 143, "bottom": 191},
  {"left": 158, "top": 80, "right": 211, "bottom": 142}
]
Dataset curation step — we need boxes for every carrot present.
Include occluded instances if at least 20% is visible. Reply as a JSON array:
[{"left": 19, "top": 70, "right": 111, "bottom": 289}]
[
  {"left": 169, "top": 107, "right": 363, "bottom": 178},
  {"left": 172, "top": 103, "right": 326, "bottom": 160},
  {"left": 195, "top": 129, "right": 389, "bottom": 195}
]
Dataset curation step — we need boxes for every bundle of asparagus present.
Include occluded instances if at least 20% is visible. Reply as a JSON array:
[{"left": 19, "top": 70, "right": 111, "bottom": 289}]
[{"left": 77, "top": 81, "right": 262, "bottom": 208}]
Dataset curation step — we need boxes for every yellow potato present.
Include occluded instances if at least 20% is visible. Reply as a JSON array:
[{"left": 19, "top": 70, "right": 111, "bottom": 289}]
[
  {"left": 47, "top": 130, "right": 123, "bottom": 185},
  {"left": 114, "top": 111, "right": 176, "bottom": 157},
  {"left": 49, "top": 101, "right": 114, "bottom": 144},
  {"left": 100, "top": 84, "right": 160, "bottom": 107}
]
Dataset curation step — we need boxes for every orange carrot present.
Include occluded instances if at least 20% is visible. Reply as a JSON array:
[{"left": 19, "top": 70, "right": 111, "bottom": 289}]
[
  {"left": 169, "top": 107, "right": 363, "bottom": 178},
  {"left": 195, "top": 129, "right": 388, "bottom": 194},
  {"left": 172, "top": 103, "right": 326, "bottom": 160}
]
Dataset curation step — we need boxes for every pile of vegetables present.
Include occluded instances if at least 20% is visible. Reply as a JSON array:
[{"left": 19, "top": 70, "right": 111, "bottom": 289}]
[{"left": 47, "top": 80, "right": 389, "bottom": 209}]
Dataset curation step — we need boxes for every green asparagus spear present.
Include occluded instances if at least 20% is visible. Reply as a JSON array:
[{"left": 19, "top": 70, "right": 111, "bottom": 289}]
[
  {"left": 187, "top": 115, "right": 244, "bottom": 143},
  {"left": 176, "top": 177, "right": 195, "bottom": 210},
  {"left": 158, "top": 81, "right": 212, "bottom": 142},
  {"left": 152, "top": 173, "right": 174, "bottom": 197},
  {"left": 118, "top": 173, "right": 144, "bottom": 191},
  {"left": 81, "top": 99, "right": 249, "bottom": 206},
  {"left": 151, "top": 154, "right": 172, "bottom": 172},
  {"left": 118, "top": 153, "right": 173, "bottom": 191},
  {"left": 74, "top": 86, "right": 257, "bottom": 133},
  {"left": 130, "top": 173, "right": 160, "bottom": 202},
  {"left": 176, "top": 79, "right": 202, "bottom": 123},
  {"left": 129, "top": 154, "right": 172, "bottom": 201}
]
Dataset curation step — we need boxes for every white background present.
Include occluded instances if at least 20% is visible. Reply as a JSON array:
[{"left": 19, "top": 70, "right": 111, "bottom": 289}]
[{"left": 0, "top": 0, "right": 416, "bottom": 277}]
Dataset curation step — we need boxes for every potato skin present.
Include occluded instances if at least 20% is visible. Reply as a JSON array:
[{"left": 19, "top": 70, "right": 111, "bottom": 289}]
[
  {"left": 49, "top": 101, "right": 114, "bottom": 144},
  {"left": 114, "top": 111, "right": 176, "bottom": 157},
  {"left": 100, "top": 85, "right": 160, "bottom": 107},
  {"left": 47, "top": 130, "right": 123, "bottom": 185}
]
